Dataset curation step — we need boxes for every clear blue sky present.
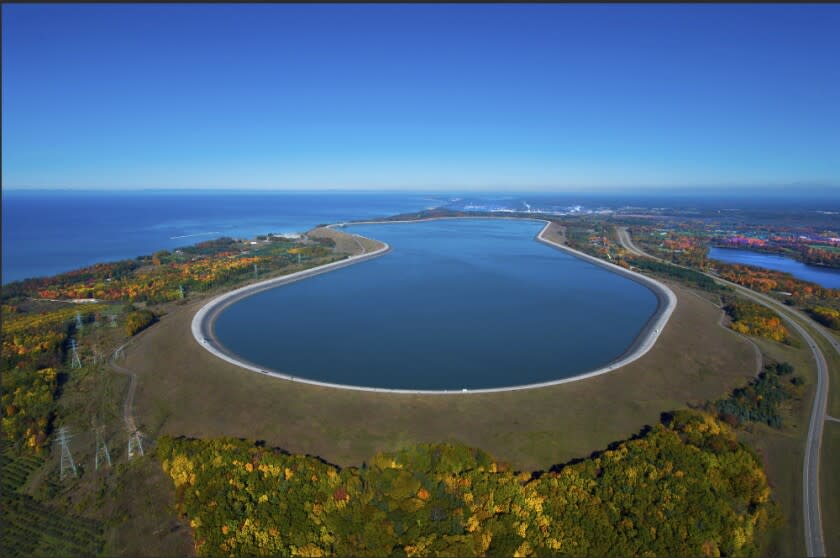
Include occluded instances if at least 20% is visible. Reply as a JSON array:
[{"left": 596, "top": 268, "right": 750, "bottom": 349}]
[{"left": 3, "top": 3, "right": 839, "bottom": 191}]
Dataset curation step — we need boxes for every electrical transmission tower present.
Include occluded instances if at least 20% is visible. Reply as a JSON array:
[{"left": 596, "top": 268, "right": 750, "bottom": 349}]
[
  {"left": 70, "top": 339, "right": 82, "bottom": 369},
  {"left": 76, "top": 311, "right": 84, "bottom": 331},
  {"left": 179, "top": 284, "right": 185, "bottom": 299},
  {"left": 254, "top": 263, "right": 259, "bottom": 279},
  {"left": 297, "top": 253, "right": 302, "bottom": 265},
  {"left": 94, "top": 426, "right": 112, "bottom": 470},
  {"left": 127, "top": 429, "right": 144, "bottom": 459},
  {"left": 54, "top": 427, "right": 77, "bottom": 479}
]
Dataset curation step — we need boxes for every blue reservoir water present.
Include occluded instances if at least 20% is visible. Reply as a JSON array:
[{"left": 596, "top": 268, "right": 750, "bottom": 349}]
[
  {"left": 213, "top": 219, "right": 659, "bottom": 390},
  {"left": 1, "top": 191, "right": 445, "bottom": 283},
  {"left": 708, "top": 247, "right": 840, "bottom": 289}
]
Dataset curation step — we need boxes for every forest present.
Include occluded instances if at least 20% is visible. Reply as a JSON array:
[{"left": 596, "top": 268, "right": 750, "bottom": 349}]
[
  {"left": 1, "top": 304, "right": 113, "bottom": 556},
  {"left": 649, "top": 232, "right": 710, "bottom": 269},
  {"left": 125, "top": 309, "right": 157, "bottom": 336},
  {"left": 807, "top": 306, "right": 840, "bottom": 330},
  {"left": 628, "top": 225, "right": 839, "bottom": 307},
  {"left": 710, "top": 362, "right": 803, "bottom": 429},
  {"left": 624, "top": 257, "right": 725, "bottom": 293},
  {"left": 798, "top": 244, "right": 840, "bottom": 268},
  {"left": 1, "top": 303, "right": 111, "bottom": 452},
  {"left": 561, "top": 222, "right": 723, "bottom": 294},
  {"left": 722, "top": 297, "right": 793, "bottom": 345},
  {"left": 1, "top": 235, "right": 339, "bottom": 305},
  {"left": 713, "top": 262, "right": 838, "bottom": 304},
  {"left": 158, "top": 410, "right": 775, "bottom": 557}
]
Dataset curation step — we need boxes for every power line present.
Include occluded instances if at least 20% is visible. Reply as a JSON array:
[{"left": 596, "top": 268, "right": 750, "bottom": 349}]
[
  {"left": 94, "top": 426, "right": 112, "bottom": 470},
  {"left": 127, "top": 429, "right": 144, "bottom": 459},
  {"left": 70, "top": 339, "right": 82, "bottom": 369},
  {"left": 54, "top": 426, "right": 77, "bottom": 480}
]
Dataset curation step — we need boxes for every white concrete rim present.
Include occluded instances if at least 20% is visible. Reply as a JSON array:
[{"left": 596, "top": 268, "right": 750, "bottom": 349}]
[{"left": 191, "top": 217, "right": 677, "bottom": 394}]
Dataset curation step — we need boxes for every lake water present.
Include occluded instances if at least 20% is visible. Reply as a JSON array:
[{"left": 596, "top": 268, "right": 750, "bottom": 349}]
[
  {"left": 708, "top": 247, "right": 840, "bottom": 289},
  {"left": 1, "top": 191, "right": 446, "bottom": 283},
  {"left": 6, "top": 189, "right": 838, "bottom": 286},
  {"left": 213, "top": 219, "right": 659, "bottom": 390}
]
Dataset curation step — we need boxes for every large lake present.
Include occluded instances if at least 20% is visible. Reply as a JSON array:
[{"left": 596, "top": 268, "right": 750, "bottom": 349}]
[
  {"left": 2, "top": 191, "right": 442, "bottom": 283},
  {"left": 708, "top": 247, "right": 840, "bottom": 289},
  {"left": 213, "top": 219, "right": 659, "bottom": 390}
]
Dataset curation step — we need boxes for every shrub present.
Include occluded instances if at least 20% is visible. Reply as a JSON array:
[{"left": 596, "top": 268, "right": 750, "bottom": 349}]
[{"left": 125, "top": 310, "right": 156, "bottom": 336}]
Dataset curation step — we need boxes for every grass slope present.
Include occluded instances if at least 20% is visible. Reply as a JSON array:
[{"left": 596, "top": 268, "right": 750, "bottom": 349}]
[{"left": 127, "top": 280, "right": 755, "bottom": 473}]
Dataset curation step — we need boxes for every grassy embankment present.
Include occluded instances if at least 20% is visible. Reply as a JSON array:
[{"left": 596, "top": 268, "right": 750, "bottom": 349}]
[
  {"left": 8, "top": 220, "right": 817, "bottom": 557},
  {"left": 796, "top": 320, "right": 840, "bottom": 558},
  {"left": 85, "top": 227, "right": 380, "bottom": 557},
  {"left": 307, "top": 226, "right": 384, "bottom": 254},
  {"left": 784, "top": 310, "right": 840, "bottom": 558},
  {"left": 0, "top": 228, "right": 375, "bottom": 558},
  {"left": 733, "top": 336, "right": 814, "bottom": 558},
  {"left": 553, "top": 218, "right": 825, "bottom": 557},
  {"left": 823, "top": 419, "right": 840, "bottom": 558},
  {"left": 127, "top": 280, "right": 756, "bottom": 471},
  {"left": 730, "top": 296, "right": 840, "bottom": 557},
  {"left": 129, "top": 242, "right": 819, "bottom": 556},
  {"left": 50, "top": 317, "right": 195, "bottom": 557},
  {"left": 0, "top": 301, "right": 195, "bottom": 558},
  {"left": 611, "top": 220, "right": 838, "bottom": 557}
]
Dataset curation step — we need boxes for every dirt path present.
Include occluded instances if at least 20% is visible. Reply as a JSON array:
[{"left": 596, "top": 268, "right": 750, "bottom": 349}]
[
  {"left": 110, "top": 343, "right": 138, "bottom": 434},
  {"left": 685, "top": 288, "right": 763, "bottom": 377}
]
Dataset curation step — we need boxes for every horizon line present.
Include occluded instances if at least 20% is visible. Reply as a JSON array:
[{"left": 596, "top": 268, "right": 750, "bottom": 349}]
[{"left": 4, "top": 183, "right": 839, "bottom": 194}]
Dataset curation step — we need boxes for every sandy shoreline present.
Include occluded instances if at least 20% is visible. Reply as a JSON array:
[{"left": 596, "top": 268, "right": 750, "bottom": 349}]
[{"left": 191, "top": 218, "right": 677, "bottom": 394}]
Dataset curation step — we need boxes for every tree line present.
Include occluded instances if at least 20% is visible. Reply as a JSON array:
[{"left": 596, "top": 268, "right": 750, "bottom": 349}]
[{"left": 158, "top": 410, "right": 776, "bottom": 557}]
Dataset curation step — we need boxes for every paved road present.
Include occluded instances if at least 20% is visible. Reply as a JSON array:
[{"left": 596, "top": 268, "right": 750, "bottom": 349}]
[
  {"left": 615, "top": 227, "right": 650, "bottom": 260},
  {"left": 617, "top": 226, "right": 829, "bottom": 558}
]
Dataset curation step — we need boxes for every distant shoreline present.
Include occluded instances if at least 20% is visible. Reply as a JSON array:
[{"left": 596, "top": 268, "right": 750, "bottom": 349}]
[
  {"left": 708, "top": 244, "right": 840, "bottom": 284},
  {"left": 191, "top": 216, "right": 677, "bottom": 394}
]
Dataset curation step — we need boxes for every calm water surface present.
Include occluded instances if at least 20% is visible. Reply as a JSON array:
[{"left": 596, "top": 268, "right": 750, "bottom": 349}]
[
  {"left": 709, "top": 247, "right": 840, "bottom": 289},
  {"left": 1, "top": 191, "right": 443, "bottom": 283},
  {"left": 213, "top": 219, "right": 659, "bottom": 390}
]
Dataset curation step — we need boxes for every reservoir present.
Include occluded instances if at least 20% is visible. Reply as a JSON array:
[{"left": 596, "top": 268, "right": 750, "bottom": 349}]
[
  {"left": 709, "top": 247, "right": 840, "bottom": 289},
  {"left": 212, "top": 219, "right": 659, "bottom": 391}
]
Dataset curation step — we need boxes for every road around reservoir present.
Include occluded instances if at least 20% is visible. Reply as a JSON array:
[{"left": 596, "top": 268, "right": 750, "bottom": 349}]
[
  {"left": 191, "top": 218, "right": 677, "bottom": 394},
  {"left": 617, "top": 226, "right": 829, "bottom": 558}
]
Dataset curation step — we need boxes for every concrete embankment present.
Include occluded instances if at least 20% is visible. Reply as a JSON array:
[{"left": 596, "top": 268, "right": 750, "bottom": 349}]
[
  {"left": 534, "top": 222, "right": 677, "bottom": 377},
  {"left": 191, "top": 218, "right": 677, "bottom": 394},
  {"left": 191, "top": 236, "right": 390, "bottom": 379}
]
